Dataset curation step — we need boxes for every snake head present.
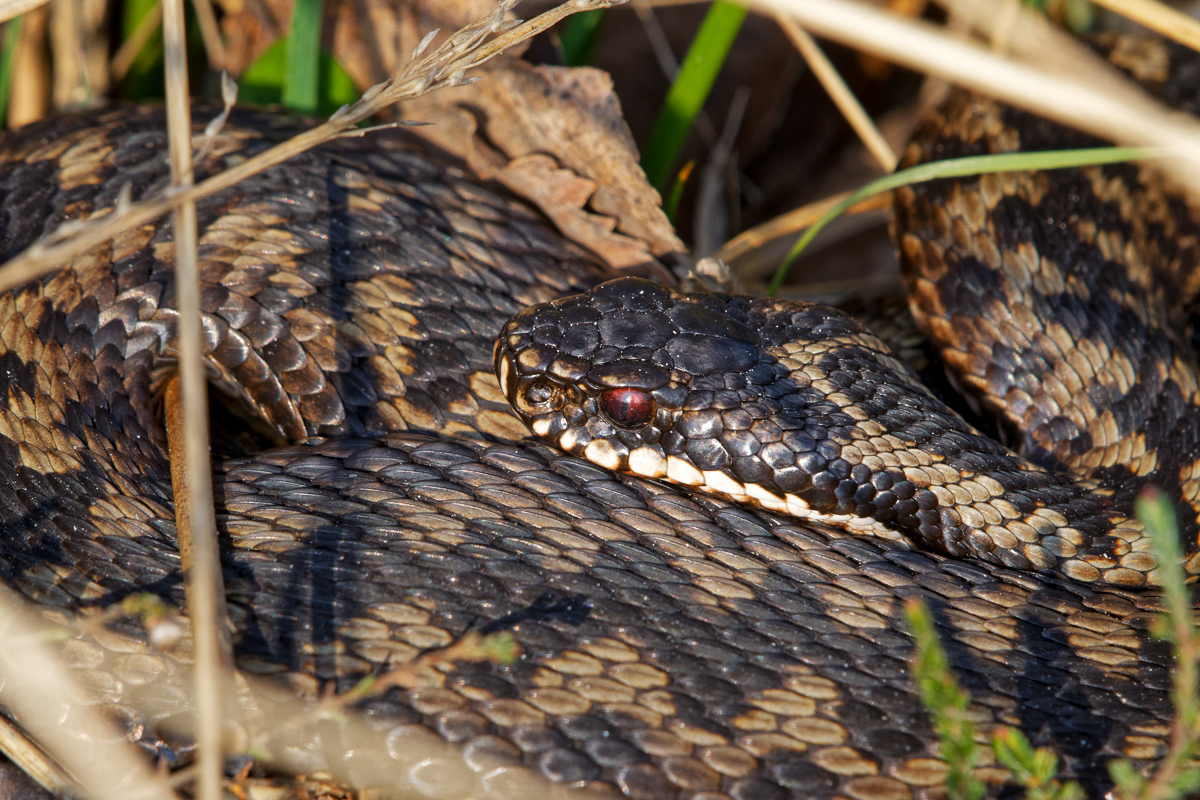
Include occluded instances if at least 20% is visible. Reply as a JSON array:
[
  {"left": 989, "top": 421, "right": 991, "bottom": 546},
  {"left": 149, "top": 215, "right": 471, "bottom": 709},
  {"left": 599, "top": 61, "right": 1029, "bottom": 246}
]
[{"left": 494, "top": 278, "right": 780, "bottom": 486}]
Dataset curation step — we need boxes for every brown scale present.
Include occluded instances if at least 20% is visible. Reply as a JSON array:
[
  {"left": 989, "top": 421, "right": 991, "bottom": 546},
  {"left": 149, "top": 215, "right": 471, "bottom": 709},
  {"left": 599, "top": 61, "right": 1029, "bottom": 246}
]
[
  {"left": 895, "top": 37, "right": 1200, "bottom": 582},
  {"left": 0, "top": 82, "right": 1192, "bottom": 800}
]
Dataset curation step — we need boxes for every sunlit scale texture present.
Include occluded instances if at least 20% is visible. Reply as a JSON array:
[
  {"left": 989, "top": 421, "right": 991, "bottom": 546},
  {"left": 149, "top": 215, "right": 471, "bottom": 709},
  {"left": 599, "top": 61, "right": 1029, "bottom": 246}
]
[
  {"left": 0, "top": 46, "right": 1197, "bottom": 800},
  {"left": 894, "top": 34, "right": 1200, "bottom": 586},
  {"left": 497, "top": 277, "right": 1189, "bottom": 587}
]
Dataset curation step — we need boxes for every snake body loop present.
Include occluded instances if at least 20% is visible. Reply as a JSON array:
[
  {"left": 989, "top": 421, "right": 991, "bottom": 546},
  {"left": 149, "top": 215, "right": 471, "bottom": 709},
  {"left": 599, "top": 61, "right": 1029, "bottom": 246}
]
[{"left": 0, "top": 35, "right": 1198, "bottom": 800}]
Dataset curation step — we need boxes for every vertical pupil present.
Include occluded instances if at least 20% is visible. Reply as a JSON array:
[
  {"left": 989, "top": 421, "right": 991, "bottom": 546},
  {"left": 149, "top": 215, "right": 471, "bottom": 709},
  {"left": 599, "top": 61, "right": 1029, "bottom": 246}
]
[{"left": 599, "top": 389, "right": 656, "bottom": 429}]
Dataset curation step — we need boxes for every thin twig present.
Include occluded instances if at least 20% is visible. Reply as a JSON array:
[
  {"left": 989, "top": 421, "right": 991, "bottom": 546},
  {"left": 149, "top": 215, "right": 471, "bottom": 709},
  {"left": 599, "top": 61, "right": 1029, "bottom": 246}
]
[
  {"left": 777, "top": 16, "right": 897, "bottom": 172},
  {"left": 715, "top": 189, "right": 892, "bottom": 264}
]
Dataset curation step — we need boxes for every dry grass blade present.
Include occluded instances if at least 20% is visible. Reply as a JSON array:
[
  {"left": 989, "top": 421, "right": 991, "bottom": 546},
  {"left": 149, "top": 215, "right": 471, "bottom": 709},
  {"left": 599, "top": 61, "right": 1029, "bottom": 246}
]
[
  {"left": 776, "top": 16, "right": 896, "bottom": 172},
  {"left": 0, "top": 0, "right": 625, "bottom": 295},
  {"left": 0, "top": 588, "right": 179, "bottom": 800},
  {"left": 0, "top": 0, "right": 47, "bottom": 25},
  {"left": 715, "top": 190, "right": 892, "bottom": 264},
  {"left": 0, "top": 715, "right": 79, "bottom": 796},
  {"left": 750, "top": 0, "right": 1200, "bottom": 195},
  {"left": 1087, "top": 0, "right": 1200, "bottom": 54},
  {"left": 110, "top": 1, "right": 163, "bottom": 82},
  {"left": 160, "top": 0, "right": 228, "bottom": 795}
]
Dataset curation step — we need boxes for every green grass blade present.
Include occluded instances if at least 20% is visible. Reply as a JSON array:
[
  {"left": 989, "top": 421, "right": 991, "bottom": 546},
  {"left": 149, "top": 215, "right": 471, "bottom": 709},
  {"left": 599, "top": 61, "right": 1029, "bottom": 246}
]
[
  {"left": 640, "top": 1, "right": 746, "bottom": 192},
  {"left": 120, "top": 0, "right": 165, "bottom": 98},
  {"left": 242, "top": 37, "right": 358, "bottom": 115},
  {"left": 1136, "top": 490, "right": 1189, "bottom": 656},
  {"left": 283, "top": 0, "right": 324, "bottom": 113},
  {"left": 0, "top": 18, "right": 21, "bottom": 126},
  {"left": 559, "top": 8, "right": 606, "bottom": 66},
  {"left": 768, "top": 145, "right": 1164, "bottom": 296}
]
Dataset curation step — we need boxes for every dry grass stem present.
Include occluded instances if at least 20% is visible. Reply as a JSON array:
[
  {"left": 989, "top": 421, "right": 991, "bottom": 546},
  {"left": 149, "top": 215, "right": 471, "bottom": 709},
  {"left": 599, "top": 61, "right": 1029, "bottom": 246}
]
[
  {"left": 0, "top": 0, "right": 47, "bottom": 24},
  {"left": 166, "top": 377, "right": 228, "bottom": 800},
  {"left": 0, "top": 4, "right": 625, "bottom": 799},
  {"left": 189, "top": 0, "right": 226, "bottom": 70},
  {"left": 1088, "top": 0, "right": 1200, "bottom": 54},
  {"left": 634, "top": 2, "right": 681, "bottom": 78},
  {"left": 715, "top": 190, "right": 892, "bottom": 264},
  {"left": 0, "top": 714, "right": 80, "bottom": 796},
  {"left": 752, "top": 0, "right": 1200, "bottom": 194},
  {"left": 777, "top": 16, "right": 897, "bottom": 172},
  {"left": 7, "top": 6, "right": 50, "bottom": 126},
  {"left": 161, "top": 0, "right": 227, "bottom": 796},
  {"left": 0, "top": 588, "right": 179, "bottom": 800},
  {"left": 946, "top": 0, "right": 1153, "bottom": 87},
  {"left": 0, "top": 0, "right": 623, "bottom": 295},
  {"left": 633, "top": 1, "right": 719, "bottom": 145}
]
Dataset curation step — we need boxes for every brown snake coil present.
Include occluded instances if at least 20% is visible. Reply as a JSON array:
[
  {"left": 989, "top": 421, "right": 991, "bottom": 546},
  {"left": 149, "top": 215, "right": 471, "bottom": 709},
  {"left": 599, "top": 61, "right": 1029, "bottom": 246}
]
[{"left": 0, "top": 34, "right": 1197, "bottom": 800}]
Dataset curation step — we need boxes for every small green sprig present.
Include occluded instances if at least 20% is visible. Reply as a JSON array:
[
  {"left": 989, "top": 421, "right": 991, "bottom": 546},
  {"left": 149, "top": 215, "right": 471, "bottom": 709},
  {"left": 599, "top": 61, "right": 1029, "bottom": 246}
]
[
  {"left": 992, "top": 726, "right": 1084, "bottom": 800},
  {"left": 907, "top": 486, "right": 1200, "bottom": 799},
  {"left": 907, "top": 598, "right": 1087, "bottom": 799},
  {"left": 1107, "top": 490, "right": 1200, "bottom": 800},
  {"left": 904, "top": 597, "right": 986, "bottom": 800}
]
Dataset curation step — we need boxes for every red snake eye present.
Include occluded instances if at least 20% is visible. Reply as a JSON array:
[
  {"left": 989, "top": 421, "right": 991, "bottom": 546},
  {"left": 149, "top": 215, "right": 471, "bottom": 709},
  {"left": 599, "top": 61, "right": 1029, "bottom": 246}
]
[{"left": 599, "top": 388, "right": 657, "bottom": 429}]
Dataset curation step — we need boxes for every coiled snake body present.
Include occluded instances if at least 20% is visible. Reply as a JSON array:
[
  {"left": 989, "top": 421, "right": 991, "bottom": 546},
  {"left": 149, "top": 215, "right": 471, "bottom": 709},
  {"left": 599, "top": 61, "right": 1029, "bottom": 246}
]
[{"left": 0, "top": 36, "right": 1198, "bottom": 800}]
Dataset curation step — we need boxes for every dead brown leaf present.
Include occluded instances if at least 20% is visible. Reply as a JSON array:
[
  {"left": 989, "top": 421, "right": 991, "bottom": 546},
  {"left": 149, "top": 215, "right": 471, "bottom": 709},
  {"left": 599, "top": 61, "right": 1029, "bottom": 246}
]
[{"left": 401, "top": 58, "right": 683, "bottom": 277}]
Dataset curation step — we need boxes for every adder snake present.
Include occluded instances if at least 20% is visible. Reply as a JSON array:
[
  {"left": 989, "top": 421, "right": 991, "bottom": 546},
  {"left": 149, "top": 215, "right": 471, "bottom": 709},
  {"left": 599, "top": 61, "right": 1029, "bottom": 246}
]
[{"left": 0, "top": 32, "right": 1197, "bottom": 800}]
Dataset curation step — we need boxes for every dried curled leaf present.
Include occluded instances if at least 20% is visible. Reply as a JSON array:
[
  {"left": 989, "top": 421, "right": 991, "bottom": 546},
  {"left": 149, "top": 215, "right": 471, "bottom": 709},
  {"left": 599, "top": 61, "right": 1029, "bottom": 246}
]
[{"left": 402, "top": 59, "right": 683, "bottom": 277}]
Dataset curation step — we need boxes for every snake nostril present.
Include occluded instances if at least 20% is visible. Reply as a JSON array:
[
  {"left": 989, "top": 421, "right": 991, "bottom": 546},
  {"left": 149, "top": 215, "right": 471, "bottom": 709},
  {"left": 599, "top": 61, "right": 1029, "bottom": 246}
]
[
  {"left": 523, "top": 381, "right": 556, "bottom": 407},
  {"left": 598, "top": 388, "right": 657, "bottom": 429}
]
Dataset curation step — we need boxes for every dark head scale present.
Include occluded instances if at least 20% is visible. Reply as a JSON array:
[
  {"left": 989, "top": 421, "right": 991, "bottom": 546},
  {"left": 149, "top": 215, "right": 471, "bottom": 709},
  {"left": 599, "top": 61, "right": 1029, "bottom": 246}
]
[{"left": 493, "top": 277, "right": 766, "bottom": 477}]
